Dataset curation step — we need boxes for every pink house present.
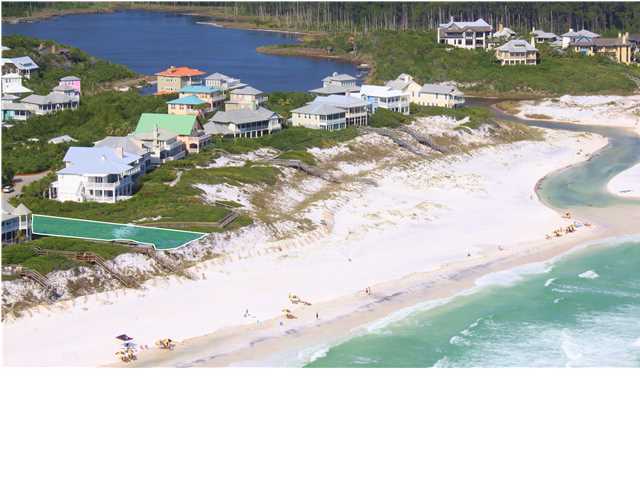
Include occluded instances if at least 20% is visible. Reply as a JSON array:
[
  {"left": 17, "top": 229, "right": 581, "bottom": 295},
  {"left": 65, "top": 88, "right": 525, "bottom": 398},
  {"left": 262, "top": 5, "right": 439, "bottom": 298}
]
[{"left": 58, "top": 75, "right": 81, "bottom": 93}]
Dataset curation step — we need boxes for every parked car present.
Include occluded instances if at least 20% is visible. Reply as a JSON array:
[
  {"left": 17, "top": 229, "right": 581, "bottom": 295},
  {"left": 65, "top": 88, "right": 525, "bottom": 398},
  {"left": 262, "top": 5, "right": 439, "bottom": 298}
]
[{"left": 3, "top": 185, "right": 15, "bottom": 193}]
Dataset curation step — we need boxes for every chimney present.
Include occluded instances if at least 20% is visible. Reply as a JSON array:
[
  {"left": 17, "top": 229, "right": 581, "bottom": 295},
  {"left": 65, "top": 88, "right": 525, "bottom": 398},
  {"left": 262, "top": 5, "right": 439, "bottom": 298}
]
[
  {"left": 450, "top": 16, "right": 454, "bottom": 23},
  {"left": 498, "top": 22, "right": 503, "bottom": 32},
  {"left": 624, "top": 32, "right": 629, "bottom": 43},
  {"left": 116, "top": 146, "right": 124, "bottom": 159},
  {"left": 618, "top": 32, "right": 621, "bottom": 38}
]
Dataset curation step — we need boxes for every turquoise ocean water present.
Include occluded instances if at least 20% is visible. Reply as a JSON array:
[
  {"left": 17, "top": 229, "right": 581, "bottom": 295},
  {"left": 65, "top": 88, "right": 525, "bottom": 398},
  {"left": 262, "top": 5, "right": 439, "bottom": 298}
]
[
  {"left": 307, "top": 238, "right": 640, "bottom": 367},
  {"left": 308, "top": 119, "right": 640, "bottom": 367}
]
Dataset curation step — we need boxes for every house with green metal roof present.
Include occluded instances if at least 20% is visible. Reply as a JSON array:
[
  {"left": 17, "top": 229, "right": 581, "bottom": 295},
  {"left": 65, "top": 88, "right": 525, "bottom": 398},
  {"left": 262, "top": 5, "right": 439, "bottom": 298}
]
[
  {"left": 135, "top": 113, "right": 210, "bottom": 154},
  {"left": 179, "top": 85, "right": 224, "bottom": 112}
]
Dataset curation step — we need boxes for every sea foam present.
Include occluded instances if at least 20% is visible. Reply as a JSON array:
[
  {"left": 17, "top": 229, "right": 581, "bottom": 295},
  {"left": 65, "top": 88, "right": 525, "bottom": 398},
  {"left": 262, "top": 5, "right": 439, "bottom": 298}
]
[{"left": 578, "top": 270, "right": 599, "bottom": 279}]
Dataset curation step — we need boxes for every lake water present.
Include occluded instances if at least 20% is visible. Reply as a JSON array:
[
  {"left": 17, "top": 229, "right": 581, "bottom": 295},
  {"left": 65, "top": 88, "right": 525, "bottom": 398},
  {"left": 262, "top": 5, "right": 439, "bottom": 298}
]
[{"left": 2, "top": 10, "right": 360, "bottom": 92}]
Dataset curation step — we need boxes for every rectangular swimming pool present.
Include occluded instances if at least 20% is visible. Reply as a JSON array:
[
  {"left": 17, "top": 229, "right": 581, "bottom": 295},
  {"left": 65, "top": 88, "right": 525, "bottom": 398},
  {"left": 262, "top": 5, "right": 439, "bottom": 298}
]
[{"left": 32, "top": 215, "right": 205, "bottom": 250}]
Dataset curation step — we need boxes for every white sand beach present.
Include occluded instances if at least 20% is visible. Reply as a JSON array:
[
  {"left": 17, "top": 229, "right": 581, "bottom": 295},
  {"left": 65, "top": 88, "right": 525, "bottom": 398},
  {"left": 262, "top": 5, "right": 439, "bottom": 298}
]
[
  {"left": 608, "top": 163, "right": 640, "bottom": 199},
  {"left": 515, "top": 94, "right": 640, "bottom": 131},
  {"left": 1, "top": 126, "right": 610, "bottom": 366}
]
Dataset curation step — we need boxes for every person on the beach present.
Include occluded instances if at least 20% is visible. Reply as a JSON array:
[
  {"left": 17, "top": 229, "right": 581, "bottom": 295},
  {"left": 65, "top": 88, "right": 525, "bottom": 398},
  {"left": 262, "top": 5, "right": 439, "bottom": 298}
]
[{"left": 315, "top": 312, "right": 319, "bottom": 320}]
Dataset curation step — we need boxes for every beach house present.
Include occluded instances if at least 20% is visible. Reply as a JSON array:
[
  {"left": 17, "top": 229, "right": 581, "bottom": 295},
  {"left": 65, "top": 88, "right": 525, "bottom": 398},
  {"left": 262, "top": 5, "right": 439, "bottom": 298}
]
[
  {"left": 310, "top": 72, "right": 360, "bottom": 96},
  {"left": 131, "top": 126, "right": 186, "bottom": 165},
  {"left": 561, "top": 29, "right": 600, "bottom": 49},
  {"left": 416, "top": 84, "right": 465, "bottom": 108},
  {"left": 308, "top": 95, "right": 368, "bottom": 126},
  {"left": 204, "top": 72, "right": 247, "bottom": 92},
  {"left": 385, "top": 74, "right": 422, "bottom": 103},
  {"left": 1, "top": 198, "right": 32, "bottom": 245},
  {"left": 351, "top": 85, "right": 410, "bottom": 115},
  {"left": 155, "top": 66, "right": 206, "bottom": 94},
  {"left": 21, "top": 91, "right": 79, "bottom": 115},
  {"left": 179, "top": 85, "right": 224, "bottom": 111},
  {"left": 290, "top": 103, "right": 347, "bottom": 131},
  {"left": 2, "top": 101, "right": 37, "bottom": 122},
  {"left": 94, "top": 136, "right": 152, "bottom": 172},
  {"left": 205, "top": 107, "right": 281, "bottom": 138},
  {"left": 49, "top": 147, "right": 144, "bottom": 203},
  {"left": 493, "top": 24, "right": 517, "bottom": 41},
  {"left": 57, "top": 75, "right": 81, "bottom": 93},
  {"left": 225, "top": 86, "right": 268, "bottom": 111},
  {"left": 496, "top": 39, "right": 539, "bottom": 65},
  {"left": 437, "top": 18, "right": 493, "bottom": 50},
  {"left": 531, "top": 28, "right": 559, "bottom": 44},
  {"left": 1, "top": 72, "right": 32, "bottom": 95},
  {"left": 167, "top": 95, "right": 209, "bottom": 117},
  {"left": 567, "top": 33, "right": 633, "bottom": 64},
  {"left": 2, "top": 56, "right": 39, "bottom": 78},
  {"left": 134, "top": 113, "right": 210, "bottom": 153}
]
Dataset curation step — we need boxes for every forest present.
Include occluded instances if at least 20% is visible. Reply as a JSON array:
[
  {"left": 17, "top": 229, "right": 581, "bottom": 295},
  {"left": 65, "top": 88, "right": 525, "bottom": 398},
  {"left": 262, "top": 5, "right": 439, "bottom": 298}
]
[{"left": 4, "top": 2, "right": 640, "bottom": 35}]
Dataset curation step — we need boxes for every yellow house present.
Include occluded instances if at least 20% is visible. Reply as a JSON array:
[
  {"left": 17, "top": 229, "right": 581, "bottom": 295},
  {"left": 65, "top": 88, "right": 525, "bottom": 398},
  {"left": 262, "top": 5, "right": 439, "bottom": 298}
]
[{"left": 566, "top": 32, "right": 632, "bottom": 64}]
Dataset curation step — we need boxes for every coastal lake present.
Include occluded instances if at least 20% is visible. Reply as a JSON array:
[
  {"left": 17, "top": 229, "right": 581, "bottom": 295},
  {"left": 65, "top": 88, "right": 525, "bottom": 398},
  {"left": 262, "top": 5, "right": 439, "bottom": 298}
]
[{"left": 2, "top": 10, "right": 360, "bottom": 92}]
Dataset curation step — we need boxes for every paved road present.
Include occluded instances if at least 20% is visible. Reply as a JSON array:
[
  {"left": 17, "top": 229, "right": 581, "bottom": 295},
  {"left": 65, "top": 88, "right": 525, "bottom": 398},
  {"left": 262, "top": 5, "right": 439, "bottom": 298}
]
[{"left": 5, "top": 170, "right": 50, "bottom": 199}]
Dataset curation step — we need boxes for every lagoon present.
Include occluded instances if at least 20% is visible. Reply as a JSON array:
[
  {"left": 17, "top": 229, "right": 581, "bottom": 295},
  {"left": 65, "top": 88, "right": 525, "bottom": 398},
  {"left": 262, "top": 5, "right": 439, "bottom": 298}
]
[{"left": 2, "top": 10, "right": 360, "bottom": 92}]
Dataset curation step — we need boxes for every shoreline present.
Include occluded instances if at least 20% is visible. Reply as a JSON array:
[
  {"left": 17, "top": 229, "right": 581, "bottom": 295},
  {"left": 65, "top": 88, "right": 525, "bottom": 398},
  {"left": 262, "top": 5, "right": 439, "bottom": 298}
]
[{"left": 3, "top": 124, "right": 624, "bottom": 367}]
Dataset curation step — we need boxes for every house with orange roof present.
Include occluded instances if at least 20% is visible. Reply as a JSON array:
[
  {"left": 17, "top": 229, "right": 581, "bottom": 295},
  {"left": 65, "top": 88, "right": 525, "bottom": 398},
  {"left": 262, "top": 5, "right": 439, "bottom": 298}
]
[{"left": 156, "top": 66, "right": 206, "bottom": 94}]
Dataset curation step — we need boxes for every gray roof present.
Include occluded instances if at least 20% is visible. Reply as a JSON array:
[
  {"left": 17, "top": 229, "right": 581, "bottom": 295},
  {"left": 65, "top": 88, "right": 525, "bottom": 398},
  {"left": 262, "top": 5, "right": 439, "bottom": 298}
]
[
  {"left": 310, "top": 94, "right": 367, "bottom": 109},
  {"left": 532, "top": 30, "right": 557, "bottom": 39},
  {"left": 420, "top": 83, "right": 463, "bottom": 96},
  {"left": 497, "top": 39, "right": 538, "bottom": 53},
  {"left": 209, "top": 107, "right": 277, "bottom": 125},
  {"left": 48, "top": 135, "right": 77, "bottom": 144},
  {"left": 439, "top": 18, "right": 492, "bottom": 32},
  {"left": 291, "top": 103, "right": 346, "bottom": 116},
  {"left": 60, "top": 76, "right": 81, "bottom": 81},
  {"left": 1, "top": 101, "right": 37, "bottom": 111},
  {"left": 322, "top": 72, "right": 357, "bottom": 82},
  {"left": 562, "top": 29, "right": 600, "bottom": 38},
  {"left": 206, "top": 72, "right": 232, "bottom": 80},
  {"left": 231, "top": 86, "right": 263, "bottom": 95},
  {"left": 2, "top": 197, "right": 31, "bottom": 216},
  {"left": 309, "top": 85, "right": 360, "bottom": 95},
  {"left": 22, "top": 92, "right": 77, "bottom": 105},
  {"left": 94, "top": 136, "right": 147, "bottom": 155}
]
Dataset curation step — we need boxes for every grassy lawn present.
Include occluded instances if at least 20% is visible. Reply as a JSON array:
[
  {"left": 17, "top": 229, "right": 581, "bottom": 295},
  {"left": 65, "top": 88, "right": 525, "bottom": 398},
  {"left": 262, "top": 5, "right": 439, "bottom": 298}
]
[
  {"left": 3, "top": 237, "right": 133, "bottom": 275},
  {"left": 277, "top": 31, "right": 640, "bottom": 96}
]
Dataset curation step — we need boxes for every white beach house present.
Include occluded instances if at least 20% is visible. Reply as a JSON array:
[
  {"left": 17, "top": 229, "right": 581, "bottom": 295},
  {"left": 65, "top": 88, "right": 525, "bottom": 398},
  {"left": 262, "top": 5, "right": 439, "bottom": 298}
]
[
  {"left": 351, "top": 85, "right": 410, "bottom": 115},
  {"left": 437, "top": 18, "right": 493, "bottom": 50},
  {"left": 1, "top": 56, "right": 39, "bottom": 78},
  {"left": 1, "top": 72, "right": 32, "bottom": 95},
  {"left": 310, "top": 72, "right": 360, "bottom": 96},
  {"left": 205, "top": 72, "right": 247, "bottom": 92},
  {"left": 416, "top": 84, "right": 465, "bottom": 108},
  {"left": 205, "top": 107, "right": 281, "bottom": 138},
  {"left": 49, "top": 147, "right": 145, "bottom": 203}
]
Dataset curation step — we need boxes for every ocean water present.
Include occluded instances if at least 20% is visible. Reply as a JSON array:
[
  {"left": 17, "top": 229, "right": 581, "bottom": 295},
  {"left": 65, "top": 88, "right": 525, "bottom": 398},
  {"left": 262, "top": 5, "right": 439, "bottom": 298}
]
[
  {"left": 2, "top": 10, "right": 360, "bottom": 92},
  {"left": 307, "top": 239, "right": 640, "bottom": 367}
]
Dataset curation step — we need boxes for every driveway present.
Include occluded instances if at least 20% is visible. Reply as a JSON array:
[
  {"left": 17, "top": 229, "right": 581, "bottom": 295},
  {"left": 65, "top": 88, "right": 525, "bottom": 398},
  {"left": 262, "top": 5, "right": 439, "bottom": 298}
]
[{"left": 5, "top": 170, "right": 51, "bottom": 199}]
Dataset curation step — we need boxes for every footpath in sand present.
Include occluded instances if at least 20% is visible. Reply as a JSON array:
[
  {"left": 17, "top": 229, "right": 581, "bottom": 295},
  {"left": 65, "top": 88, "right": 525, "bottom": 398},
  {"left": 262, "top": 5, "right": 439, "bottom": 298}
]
[{"left": 2, "top": 122, "right": 609, "bottom": 367}]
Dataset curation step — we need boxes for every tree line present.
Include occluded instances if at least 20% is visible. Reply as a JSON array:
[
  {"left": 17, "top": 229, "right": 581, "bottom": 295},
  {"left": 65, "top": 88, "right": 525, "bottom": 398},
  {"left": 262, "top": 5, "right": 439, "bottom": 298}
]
[{"left": 5, "top": 2, "right": 640, "bottom": 34}]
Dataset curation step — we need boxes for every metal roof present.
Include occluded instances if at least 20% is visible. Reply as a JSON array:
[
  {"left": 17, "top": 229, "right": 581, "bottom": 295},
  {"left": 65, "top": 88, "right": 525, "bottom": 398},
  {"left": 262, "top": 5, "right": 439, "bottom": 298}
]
[
  {"left": 180, "top": 85, "right": 220, "bottom": 94},
  {"left": 310, "top": 94, "right": 367, "bottom": 108},
  {"left": 167, "top": 95, "right": 207, "bottom": 105},
  {"left": 419, "top": 83, "right": 463, "bottom": 96},
  {"left": 135, "top": 113, "right": 199, "bottom": 136},
  {"left": 94, "top": 136, "right": 147, "bottom": 155},
  {"left": 59, "top": 147, "right": 141, "bottom": 175},
  {"left": 209, "top": 107, "right": 277, "bottom": 125},
  {"left": 291, "top": 103, "right": 346, "bottom": 116},
  {"left": 231, "top": 86, "right": 263, "bottom": 95},
  {"left": 497, "top": 39, "right": 538, "bottom": 53},
  {"left": 322, "top": 72, "right": 357, "bottom": 82}
]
